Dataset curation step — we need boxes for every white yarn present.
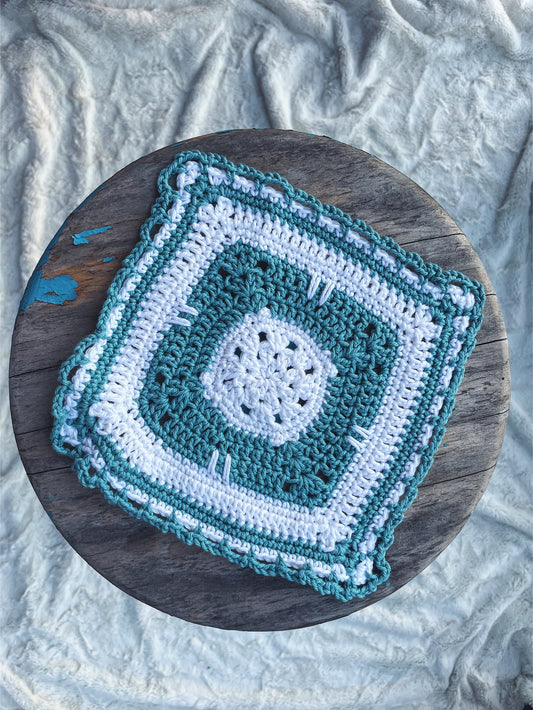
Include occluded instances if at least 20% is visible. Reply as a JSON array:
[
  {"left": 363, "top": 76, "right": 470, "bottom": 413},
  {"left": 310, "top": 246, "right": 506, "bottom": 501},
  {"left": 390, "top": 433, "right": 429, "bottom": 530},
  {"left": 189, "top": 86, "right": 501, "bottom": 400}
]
[
  {"left": 58, "top": 160, "right": 478, "bottom": 588},
  {"left": 200, "top": 307, "right": 337, "bottom": 446}
]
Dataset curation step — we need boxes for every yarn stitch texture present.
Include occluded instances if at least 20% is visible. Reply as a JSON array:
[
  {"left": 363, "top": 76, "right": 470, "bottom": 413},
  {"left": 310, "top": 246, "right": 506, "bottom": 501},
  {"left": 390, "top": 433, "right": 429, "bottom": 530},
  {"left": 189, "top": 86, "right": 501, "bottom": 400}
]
[{"left": 51, "top": 150, "right": 485, "bottom": 601}]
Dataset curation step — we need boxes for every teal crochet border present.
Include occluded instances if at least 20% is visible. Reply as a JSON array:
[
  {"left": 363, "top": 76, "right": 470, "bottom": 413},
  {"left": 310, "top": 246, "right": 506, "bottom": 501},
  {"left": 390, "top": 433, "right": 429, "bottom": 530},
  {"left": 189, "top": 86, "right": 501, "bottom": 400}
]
[{"left": 51, "top": 149, "right": 485, "bottom": 602}]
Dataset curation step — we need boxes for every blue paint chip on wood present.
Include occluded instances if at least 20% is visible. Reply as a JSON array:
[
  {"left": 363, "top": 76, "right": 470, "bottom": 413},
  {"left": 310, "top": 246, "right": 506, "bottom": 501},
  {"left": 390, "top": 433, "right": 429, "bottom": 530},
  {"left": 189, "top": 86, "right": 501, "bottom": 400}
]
[
  {"left": 21, "top": 273, "right": 79, "bottom": 310},
  {"left": 103, "top": 256, "right": 116, "bottom": 263},
  {"left": 19, "top": 199, "right": 110, "bottom": 309},
  {"left": 20, "top": 218, "right": 79, "bottom": 311},
  {"left": 72, "top": 225, "right": 112, "bottom": 245}
]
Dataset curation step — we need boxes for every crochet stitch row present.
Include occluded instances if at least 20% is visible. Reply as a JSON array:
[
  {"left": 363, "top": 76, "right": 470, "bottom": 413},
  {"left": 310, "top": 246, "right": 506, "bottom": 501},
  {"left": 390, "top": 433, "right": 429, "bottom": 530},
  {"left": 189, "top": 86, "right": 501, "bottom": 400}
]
[{"left": 51, "top": 150, "right": 484, "bottom": 600}]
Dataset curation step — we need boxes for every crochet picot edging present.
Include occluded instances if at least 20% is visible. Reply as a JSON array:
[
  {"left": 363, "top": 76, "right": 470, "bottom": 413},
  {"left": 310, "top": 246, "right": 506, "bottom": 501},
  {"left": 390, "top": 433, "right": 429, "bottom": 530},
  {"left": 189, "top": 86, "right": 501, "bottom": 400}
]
[{"left": 51, "top": 150, "right": 485, "bottom": 601}]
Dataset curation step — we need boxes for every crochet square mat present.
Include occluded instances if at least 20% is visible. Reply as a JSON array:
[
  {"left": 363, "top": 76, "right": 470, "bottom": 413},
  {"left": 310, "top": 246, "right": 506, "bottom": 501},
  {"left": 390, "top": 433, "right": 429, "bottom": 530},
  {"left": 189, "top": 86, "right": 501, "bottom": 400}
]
[{"left": 51, "top": 150, "right": 485, "bottom": 601}]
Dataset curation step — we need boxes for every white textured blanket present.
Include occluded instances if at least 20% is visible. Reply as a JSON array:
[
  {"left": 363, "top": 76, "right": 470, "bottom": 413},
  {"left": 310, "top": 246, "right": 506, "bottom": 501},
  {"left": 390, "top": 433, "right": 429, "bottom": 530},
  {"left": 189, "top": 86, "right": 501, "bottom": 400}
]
[{"left": 1, "top": 2, "right": 531, "bottom": 709}]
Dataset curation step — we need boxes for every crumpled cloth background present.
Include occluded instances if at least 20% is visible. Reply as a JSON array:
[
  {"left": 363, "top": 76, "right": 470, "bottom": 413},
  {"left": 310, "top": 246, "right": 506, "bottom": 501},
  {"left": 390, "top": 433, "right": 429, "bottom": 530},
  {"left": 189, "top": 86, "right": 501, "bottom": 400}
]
[{"left": 1, "top": 1, "right": 532, "bottom": 708}]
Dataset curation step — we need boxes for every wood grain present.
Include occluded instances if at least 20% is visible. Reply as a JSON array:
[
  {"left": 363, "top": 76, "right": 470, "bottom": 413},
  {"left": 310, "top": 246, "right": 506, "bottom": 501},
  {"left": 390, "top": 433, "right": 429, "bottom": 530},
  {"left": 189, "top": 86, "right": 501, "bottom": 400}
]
[{"left": 9, "top": 129, "right": 510, "bottom": 631}]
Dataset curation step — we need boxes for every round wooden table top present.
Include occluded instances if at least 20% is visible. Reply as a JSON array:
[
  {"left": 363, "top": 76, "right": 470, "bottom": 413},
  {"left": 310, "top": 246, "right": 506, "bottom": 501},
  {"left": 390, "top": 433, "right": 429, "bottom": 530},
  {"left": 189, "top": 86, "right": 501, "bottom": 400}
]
[{"left": 9, "top": 129, "right": 510, "bottom": 631}]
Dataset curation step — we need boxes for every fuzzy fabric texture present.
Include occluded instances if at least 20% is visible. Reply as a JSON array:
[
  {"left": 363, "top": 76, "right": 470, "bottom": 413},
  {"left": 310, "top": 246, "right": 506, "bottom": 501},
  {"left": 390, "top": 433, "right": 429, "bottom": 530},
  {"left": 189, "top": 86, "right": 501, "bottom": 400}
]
[{"left": 1, "top": 1, "right": 531, "bottom": 708}]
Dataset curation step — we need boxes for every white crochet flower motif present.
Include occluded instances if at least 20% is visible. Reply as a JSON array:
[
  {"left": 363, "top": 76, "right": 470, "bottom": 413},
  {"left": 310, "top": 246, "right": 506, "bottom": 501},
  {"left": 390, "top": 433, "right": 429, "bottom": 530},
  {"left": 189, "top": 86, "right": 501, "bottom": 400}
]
[{"left": 200, "top": 307, "right": 338, "bottom": 446}]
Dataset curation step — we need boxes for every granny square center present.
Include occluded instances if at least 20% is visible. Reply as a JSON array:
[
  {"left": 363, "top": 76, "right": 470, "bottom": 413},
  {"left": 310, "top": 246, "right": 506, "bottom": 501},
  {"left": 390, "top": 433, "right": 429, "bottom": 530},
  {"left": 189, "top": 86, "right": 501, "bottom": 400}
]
[{"left": 200, "top": 307, "right": 338, "bottom": 446}]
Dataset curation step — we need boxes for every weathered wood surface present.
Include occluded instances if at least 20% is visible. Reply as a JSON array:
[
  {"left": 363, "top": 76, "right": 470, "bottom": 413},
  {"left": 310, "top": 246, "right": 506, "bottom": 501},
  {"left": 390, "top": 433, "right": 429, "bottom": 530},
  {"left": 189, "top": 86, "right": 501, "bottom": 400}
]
[{"left": 9, "top": 129, "right": 510, "bottom": 631}]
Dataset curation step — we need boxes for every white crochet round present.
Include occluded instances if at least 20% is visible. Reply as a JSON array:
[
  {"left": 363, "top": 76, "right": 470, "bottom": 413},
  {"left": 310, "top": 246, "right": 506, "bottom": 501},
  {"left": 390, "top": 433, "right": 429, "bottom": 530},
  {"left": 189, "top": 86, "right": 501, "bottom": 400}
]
[{"left": 199, "top": 307, "right": 338, "bottom": 446}]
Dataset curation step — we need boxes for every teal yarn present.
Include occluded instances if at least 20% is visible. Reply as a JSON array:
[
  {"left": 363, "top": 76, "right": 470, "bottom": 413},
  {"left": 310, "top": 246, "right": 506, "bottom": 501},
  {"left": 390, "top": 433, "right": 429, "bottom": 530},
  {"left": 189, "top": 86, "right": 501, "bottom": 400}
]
[{"left": 51, "top": 150, "right": 485, "bottom": 601}]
